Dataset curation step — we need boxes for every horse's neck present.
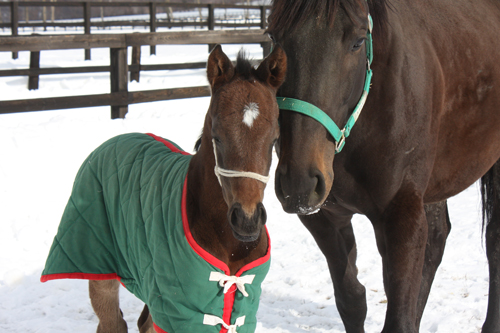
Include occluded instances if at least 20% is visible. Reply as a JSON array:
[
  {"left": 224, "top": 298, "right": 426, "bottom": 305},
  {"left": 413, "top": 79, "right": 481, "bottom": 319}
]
[{"left": 186, "top": 138, "right": 267, "bottom": 275}]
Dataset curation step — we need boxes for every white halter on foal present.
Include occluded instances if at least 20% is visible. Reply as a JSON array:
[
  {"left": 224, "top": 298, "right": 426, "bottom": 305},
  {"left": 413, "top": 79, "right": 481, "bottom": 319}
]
[{"left": 212, "top": 139, "right": 270, "bottom": 186}]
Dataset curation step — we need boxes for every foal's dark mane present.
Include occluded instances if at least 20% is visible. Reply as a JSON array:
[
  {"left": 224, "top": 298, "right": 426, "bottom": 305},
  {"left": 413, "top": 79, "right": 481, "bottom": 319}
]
[
  {"left": 267, "top": 0, "right": 389, "bottom": 38},
  {"left": 194, "top": 50, "right": 257, "bottom": 152}
]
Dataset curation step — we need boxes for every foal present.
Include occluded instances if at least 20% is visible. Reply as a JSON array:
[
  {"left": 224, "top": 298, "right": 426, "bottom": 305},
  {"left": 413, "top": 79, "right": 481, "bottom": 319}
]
[{"left": 41, "top": 45, "right": 286, "bottom": 333}]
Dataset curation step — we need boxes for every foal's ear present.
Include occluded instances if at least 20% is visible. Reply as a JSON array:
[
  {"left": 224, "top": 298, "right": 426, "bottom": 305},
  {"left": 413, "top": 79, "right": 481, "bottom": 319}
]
[
  {"left": 207, "top": 45, "right": 235, "bottom": 90},
  {"left": 255, "top": 44, "right": 287, "bottom": 91}
]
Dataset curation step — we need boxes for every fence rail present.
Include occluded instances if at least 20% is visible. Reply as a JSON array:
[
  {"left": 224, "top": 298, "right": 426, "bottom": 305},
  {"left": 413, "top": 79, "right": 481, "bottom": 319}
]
[
  {"left": 0, "top": 1, "right": 270, "bottom": 58},
  {"left": 0, "top": 29, "right": 271, "bottom": 118}
]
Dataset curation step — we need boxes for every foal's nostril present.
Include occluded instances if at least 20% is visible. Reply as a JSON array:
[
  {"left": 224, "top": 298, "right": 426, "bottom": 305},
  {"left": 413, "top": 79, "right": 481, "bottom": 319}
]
[{"left": 229, "top": 203, "right": 241, "bottom": 228}]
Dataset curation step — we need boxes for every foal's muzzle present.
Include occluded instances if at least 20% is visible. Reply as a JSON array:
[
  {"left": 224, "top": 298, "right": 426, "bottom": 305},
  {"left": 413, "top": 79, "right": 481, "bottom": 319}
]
[{"left": 228, "top": 202, "right": 267, "bottom": 242}]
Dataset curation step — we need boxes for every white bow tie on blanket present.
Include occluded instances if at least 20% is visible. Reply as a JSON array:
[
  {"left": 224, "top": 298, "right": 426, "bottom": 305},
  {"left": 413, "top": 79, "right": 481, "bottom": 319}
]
[
  {"left": 204, "top": 314, "right": 246, "bottom": 333},
  {"left": 209, "top": 272, "right": 255, "bottom": 297}
]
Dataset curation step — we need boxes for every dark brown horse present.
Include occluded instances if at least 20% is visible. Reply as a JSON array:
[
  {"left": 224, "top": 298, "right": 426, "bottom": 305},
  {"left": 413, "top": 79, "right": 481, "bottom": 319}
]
[
  {"left": 42, "top": 45, "right": 286, "bottom": 333},
  {"left": 267, "top": 0, "right": 500, "bottom": 332}
]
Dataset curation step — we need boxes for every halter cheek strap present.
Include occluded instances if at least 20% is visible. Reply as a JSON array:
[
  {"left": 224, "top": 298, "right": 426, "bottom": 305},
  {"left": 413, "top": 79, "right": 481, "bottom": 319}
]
[
  {"left": 212, "top": 139, "right": 270, "bottom": 185},
  {"left": 276, "top": 14, "right": 373, "bottom": 154}
]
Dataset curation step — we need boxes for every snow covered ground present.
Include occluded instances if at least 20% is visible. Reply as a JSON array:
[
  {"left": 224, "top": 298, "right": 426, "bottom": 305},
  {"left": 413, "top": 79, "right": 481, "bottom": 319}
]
[{"left": 0, "top": 40, "right": 491, "bottom": 332}]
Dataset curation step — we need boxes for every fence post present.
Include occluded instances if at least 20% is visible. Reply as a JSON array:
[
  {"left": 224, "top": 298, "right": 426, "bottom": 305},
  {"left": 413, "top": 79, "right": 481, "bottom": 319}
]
[
  {"left": 84, "top": 2, "right": 91, "bottom": 60},
  {"left": 43, "top": 0, "right": 47, "bottom": 31},
  {"left": 130, "top": 45, "right": 141, "bottom": 82},
  {"left": 28, "top": 50, "right": 40, "bottom": 90},
  {"left": 110, "top": 47, "right": 128, "bottom": 119},
  {"left": 10, "top": 1, "right": 18, "bottom": 59},
  {"left": 149, "top": 2, "right": 157, "bottom": 55},
  {"left": 51, "top": 0, "right": 55, "bottom": 24},
  {"left": 208, "top": 4, "right": 215, "bottom": 53},
  {"left": 260, "top": 6, "right": 266, "bottom": 29},
  {"left": 259, "top": 5, "right": 270, "bottom": 57}
]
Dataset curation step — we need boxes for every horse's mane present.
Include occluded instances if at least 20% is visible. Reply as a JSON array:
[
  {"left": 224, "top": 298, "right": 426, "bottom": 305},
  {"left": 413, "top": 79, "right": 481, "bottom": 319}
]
[
  {"left": 194, "top": 50, "right": 256, "bottom": 153},
  {"left": 267, "top": 0, "right": 389, "bottom": 38},
  {"left": 235, "top": 49, "right": 257, "bottom": 81}
]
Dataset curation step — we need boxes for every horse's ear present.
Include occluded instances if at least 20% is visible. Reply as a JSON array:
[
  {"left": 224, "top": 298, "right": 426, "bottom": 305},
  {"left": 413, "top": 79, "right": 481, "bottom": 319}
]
[
  {"left": 255, "top": 44, "right": 287, "bottom": 91},
  {"left": 207, "top": 45, "right": 235, "bottom": 90}
]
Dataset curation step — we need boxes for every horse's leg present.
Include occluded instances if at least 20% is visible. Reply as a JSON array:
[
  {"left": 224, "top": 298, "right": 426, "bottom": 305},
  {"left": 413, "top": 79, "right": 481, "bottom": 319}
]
[
  {"left": 415, "top": 200, "right": 451, "bottom": 330},
  {"left": 299, "top": 207, "right": 366, "bottom": 333},
  {"left": 481, "top": 160, "right": 500, "bottom": 333},
  {"left": 373, "top": 186, "right": 428, "bottom": 333},
  {"left": 137, "top": 304, "right": 155, "bottom": 333},
  {"left": 89, "top": 280, "right": 128, "bottom": 333}
]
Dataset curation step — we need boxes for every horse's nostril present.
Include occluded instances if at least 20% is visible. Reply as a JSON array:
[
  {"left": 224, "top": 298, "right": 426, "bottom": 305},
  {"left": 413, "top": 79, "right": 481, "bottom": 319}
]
[
  {"left": 308, "top": 170, "right": 326, "bottom": 207},
  {"left": 275, "top": 168, "right": 290, "bottom": 204},
  {"left": 313, "top": 172, "right": 325, "bottom": 198},
  {"left": 257, "top": 202, "right": 267, "bottom": 225}
]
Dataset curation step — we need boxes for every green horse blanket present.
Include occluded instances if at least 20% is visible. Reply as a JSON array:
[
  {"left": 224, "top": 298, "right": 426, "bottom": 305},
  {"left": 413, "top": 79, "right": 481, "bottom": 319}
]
[{"left": 41, "top": 133, "right": 271, "bottom": 333}]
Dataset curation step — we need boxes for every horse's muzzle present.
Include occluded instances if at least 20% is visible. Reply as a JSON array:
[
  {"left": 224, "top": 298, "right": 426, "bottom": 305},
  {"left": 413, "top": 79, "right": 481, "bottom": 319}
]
[
  {"left": 228, "top": 202, "right": 267, "bottom": 242},
  {"left": 274, "top": 165, "right": 326, "bottom": 215}
]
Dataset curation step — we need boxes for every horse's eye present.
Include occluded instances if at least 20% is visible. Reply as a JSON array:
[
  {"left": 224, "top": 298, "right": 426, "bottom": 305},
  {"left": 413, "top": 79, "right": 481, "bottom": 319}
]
[
  {"left": 352, "top": 38, "right": 365, "bottom": 51},
  {"left": 268, "top": 33, "right": 276, "bottom": 44},
  {"left": 213, "top": 137, "right": 222, "bottom": 144}
]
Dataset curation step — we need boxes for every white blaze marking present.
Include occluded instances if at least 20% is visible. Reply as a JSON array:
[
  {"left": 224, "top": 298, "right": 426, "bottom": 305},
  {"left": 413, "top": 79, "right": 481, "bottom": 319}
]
[{"left": 242, "top": 102, "right": 259, "bottom": 128}]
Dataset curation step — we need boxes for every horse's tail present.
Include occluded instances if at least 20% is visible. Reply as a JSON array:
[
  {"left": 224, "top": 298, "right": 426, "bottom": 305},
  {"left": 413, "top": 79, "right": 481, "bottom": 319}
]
[{"left": 480, "top": 158, "right": 500, "bottom": 234}]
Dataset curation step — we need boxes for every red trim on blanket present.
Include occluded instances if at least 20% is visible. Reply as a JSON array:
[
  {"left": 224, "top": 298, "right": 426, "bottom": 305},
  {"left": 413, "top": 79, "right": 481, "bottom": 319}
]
[
  {"left": 146, "top": 133, "right": 191, "bottom": 156},
  {"left": 181, "top": 176, "right": 231, "bottom": 275},
  {"left": 40, "top": 273, "right": 121, "bottom": 283},
  {"left": 221, "top": 286, "right": 236, "bottom": 333},
  {"left": 153, "top": 323, "right": 167, "bottom": 333}
]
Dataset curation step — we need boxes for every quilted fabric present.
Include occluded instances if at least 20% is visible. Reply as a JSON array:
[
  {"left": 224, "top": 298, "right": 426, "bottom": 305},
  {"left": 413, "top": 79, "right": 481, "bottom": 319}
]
[{"left": 41, "top": 133, "right": 271, "bottom": 333}]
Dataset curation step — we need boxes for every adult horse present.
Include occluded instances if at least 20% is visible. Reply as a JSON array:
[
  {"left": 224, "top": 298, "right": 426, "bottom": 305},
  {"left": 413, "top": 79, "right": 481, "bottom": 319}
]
[
  {"left": 267, "top": 0, "right": 500, "bottom": 332},
  {"left": 41, "top": 45, "right": 286, "bottom": 333}
]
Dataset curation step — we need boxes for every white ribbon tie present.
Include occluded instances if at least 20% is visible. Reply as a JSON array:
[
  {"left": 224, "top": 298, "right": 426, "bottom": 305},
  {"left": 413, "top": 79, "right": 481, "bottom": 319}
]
[
  {"left": 209, "top": 271, "right": 255, "bottom": 297},
  {"left": 203, "top": 314, "right": 245, "bottom": 333}
]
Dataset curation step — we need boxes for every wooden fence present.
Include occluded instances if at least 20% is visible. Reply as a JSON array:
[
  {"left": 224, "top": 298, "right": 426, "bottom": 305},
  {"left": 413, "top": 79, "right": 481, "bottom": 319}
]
[
  {"left": 0, "top": 1, "right": 270, "bottom": 59},
  {"left": 0, "top": 29, "right": 271, "bottom": 118}
]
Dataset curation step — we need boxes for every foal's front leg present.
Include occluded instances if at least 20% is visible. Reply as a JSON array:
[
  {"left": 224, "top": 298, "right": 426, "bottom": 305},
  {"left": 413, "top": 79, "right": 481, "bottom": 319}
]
[
  {"left": 89, "top": 280, "right": 128, "bottom": 333},
  {"left": 137, "top": 304, "right": 155, "bottom": 333}
]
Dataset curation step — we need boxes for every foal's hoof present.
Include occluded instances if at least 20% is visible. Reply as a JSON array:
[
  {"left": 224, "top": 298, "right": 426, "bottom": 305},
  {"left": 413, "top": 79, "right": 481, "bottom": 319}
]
[{"left": 96, "top": 319, "right": 127, "bottom": 333}]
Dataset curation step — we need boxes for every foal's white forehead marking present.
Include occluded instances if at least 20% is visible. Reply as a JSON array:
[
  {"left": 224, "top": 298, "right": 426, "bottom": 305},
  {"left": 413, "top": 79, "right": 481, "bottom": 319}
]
[{"left": 242, "top": 102, "right": 259, "bottom": 128}]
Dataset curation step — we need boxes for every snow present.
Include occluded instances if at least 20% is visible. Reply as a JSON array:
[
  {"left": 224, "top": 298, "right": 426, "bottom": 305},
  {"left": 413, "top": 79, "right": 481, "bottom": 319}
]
[{"left": 0, "top": 40, "right": 490, "bottom": 332}]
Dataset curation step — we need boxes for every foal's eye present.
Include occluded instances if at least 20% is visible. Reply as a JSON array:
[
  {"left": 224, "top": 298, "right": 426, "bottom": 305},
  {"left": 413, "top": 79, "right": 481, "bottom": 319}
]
[{"left": 352, "top": 38, "right": 365, "bottom": 51}]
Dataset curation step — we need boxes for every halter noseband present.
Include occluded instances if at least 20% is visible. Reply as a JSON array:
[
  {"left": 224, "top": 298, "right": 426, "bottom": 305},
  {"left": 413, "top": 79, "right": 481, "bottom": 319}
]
[
  {"left": 212, "top": 139, "right": 270, "bottom": 185},
  {"left": 277, "top": 14, "right": 373, "bottom": 154}
]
